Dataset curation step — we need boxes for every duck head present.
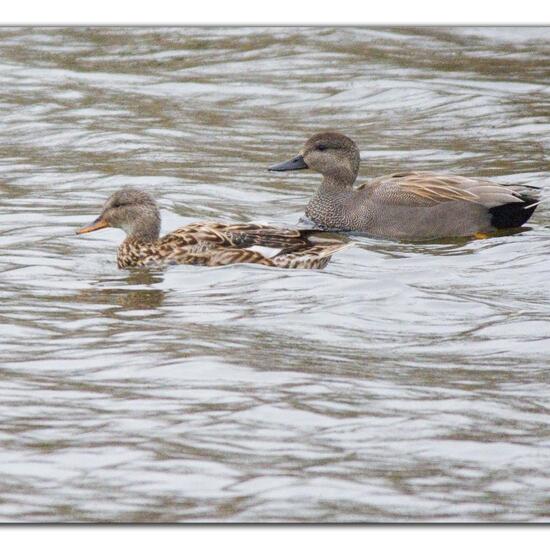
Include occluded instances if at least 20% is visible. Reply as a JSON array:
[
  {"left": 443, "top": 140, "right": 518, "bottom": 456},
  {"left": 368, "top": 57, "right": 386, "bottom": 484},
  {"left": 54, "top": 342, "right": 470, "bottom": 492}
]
[
  {"left": 268, "top": 132, "right": 360, "bottom": 186},
  {"left": 76, "top": 186, "right": 161, "bottom": 241}
]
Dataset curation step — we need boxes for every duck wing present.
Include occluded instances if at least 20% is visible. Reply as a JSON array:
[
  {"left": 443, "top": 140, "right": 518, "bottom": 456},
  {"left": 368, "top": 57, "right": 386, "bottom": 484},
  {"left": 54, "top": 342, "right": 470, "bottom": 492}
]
[
  {"left": 155, "top": 222, "right": 353, "bottom": 268},
  {"left": 359, "top": 171, "right": 532, "bottom": 209},
  {"left": 224, "top": 225, "right": 317, "bottom": 250},
  {"left": 167, "top": 222, "right": 317, "bottom": 250},
  {"left": 166, "top": 222, "right": 240, "bottom": 246}
]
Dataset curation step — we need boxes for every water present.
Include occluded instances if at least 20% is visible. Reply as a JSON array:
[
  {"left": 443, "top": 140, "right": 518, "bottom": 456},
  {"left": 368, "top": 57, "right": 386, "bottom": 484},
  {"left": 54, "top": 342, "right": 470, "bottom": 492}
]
[{"left": 0, "top": 26, "right": 549, "bottom": 523}]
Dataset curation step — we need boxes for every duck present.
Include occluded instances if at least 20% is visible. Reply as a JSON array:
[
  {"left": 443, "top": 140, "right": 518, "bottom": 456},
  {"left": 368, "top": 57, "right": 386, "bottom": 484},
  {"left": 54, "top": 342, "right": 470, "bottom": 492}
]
[
  {"left": 76, "top": 187, "right": 352, "bottom": 269},
  {"left": 268, "top": 131, "right": 541, "bottom": 240}
]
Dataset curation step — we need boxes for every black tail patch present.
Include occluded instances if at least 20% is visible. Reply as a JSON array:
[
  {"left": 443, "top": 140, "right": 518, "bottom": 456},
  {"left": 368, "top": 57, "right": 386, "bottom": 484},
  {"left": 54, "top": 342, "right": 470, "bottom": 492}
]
[{"left": 489, "top": 194, "right": 539, "bottom": 229}]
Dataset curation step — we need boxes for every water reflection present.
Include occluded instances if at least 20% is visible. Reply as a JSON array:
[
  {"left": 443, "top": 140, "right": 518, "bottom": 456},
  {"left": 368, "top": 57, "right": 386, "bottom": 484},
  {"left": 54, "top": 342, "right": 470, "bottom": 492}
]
[{"left": 72, "top": 271, "right": 166, "bottom": 312}]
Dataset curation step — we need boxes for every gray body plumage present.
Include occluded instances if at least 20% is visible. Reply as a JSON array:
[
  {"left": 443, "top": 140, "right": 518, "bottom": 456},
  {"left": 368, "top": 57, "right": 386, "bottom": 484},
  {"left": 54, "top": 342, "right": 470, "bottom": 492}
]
[
  {"left": 305, "top": 171, "right": 536, "bottom": 239},
  {"left": 270, "top": 133, "right": 540, "bottom": 240}
]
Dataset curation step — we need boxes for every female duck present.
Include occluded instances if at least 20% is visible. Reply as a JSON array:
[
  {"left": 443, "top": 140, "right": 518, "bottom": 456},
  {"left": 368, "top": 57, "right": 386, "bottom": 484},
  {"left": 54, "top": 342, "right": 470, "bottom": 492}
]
[
  {"left": 76, "top": 187, "right": 352, "bottom": 269},
  {"left": 269, "top": 132, "right": 540, "bottom": 240}
]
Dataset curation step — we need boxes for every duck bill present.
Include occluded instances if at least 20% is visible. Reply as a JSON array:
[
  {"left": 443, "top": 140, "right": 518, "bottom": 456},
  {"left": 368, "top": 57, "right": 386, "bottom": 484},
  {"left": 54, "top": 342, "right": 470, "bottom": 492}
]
[
  {"left": 76, "top": 216, "right": 110, "bottom": 235},
  {"left": 268, "top": 155, "right": 308, "bottom": 172}
]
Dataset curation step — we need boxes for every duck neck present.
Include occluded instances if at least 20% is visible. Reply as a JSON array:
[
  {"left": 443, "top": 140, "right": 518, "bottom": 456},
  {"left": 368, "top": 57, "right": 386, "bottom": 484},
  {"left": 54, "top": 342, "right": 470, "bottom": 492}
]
[
  {"left": 122, "top": 226, "right": 159, "bottom": 251},
  {"left": 305, "top": 176, "right": 359, "bottom": 230},
  {"left": 125, "top": 212, "right": 161, "bottom": 244},
  {"left": 129, "top": 226, "right": 160, "bottom": 244},
  {"left": 323, "top": 165, "right": 357, "bottom": 187}
]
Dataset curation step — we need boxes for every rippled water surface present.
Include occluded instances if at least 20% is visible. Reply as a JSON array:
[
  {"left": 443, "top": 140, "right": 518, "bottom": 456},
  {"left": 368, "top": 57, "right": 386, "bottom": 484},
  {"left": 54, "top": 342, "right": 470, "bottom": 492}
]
[{"left": 1, "top": 26, "right": 550, "bottom": 522}]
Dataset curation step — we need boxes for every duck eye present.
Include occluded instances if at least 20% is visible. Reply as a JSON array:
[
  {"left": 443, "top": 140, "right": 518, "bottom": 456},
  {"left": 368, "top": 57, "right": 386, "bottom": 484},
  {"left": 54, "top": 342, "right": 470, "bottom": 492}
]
[{"left": 317, "top": 144, "right": 328, "bottom": 151}]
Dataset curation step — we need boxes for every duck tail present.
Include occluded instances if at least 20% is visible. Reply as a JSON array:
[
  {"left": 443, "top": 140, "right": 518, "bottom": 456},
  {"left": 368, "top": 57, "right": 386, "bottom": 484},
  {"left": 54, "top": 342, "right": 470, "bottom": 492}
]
[
  {"left": 489, "top": 186, "right": 541, "bottom": 229},
  {"left": 272, "top": 241, "right": 354, "bottom": 269}
]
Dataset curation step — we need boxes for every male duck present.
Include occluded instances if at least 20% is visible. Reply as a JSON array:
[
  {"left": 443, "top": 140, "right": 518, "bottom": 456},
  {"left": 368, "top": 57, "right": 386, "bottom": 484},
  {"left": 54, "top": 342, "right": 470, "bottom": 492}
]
[
  {"left": 269, "top": 132, "right": 540, "bottom": 240},
  {"left": 76, "top": 187, "right": 352, "bottom": 269}
]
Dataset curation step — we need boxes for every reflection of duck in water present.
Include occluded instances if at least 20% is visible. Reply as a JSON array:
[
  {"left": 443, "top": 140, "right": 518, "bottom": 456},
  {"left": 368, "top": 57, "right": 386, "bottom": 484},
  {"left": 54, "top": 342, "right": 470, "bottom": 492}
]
[
  {"left": 77, "top": 187, "right": 352, "bottom": 269},
  {"left": 75, "top": 271, "right": 166, "bottom": 311},
  {"left": 269, "top": 132, "right": 541, "bottom": 240},
  {"left": 115, "top": 270, "right": 165, "bottom": 310}
]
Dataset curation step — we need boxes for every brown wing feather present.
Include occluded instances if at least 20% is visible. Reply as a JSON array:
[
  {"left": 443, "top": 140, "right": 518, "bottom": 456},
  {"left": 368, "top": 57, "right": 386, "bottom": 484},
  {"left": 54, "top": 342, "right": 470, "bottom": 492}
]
[
  {"left": 167, "top": 222, "right": 234, "bottom": 246},
  {"left": 166, "top": 222, "right": 313, "bottom": 250},
  {"left": 359, "top": 171, "right": 524, "bottom": 208}
]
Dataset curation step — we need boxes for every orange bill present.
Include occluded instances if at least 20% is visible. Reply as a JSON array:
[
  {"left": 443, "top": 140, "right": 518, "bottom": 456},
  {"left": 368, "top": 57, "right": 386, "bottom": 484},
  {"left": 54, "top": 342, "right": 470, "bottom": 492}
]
[{"left": 76, "top": 217, "right": 110, "bottom": 235}]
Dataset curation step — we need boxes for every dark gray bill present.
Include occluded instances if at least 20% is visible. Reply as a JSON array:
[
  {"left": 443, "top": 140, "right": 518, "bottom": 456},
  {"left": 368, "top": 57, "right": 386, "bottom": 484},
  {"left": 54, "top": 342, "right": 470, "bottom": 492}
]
[{"left": 268, "top": 155, "right": 308, "bottom": 172}]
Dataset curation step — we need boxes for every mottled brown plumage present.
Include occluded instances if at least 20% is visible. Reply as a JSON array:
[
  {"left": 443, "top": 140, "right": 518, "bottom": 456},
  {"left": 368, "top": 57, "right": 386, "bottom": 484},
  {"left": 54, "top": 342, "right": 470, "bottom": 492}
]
[
  {"left": 77, "top": 187, "right": 352, "bottom": 269},
  {"left": 269, "top": 132, "right": 540, "bottom": 240}
]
